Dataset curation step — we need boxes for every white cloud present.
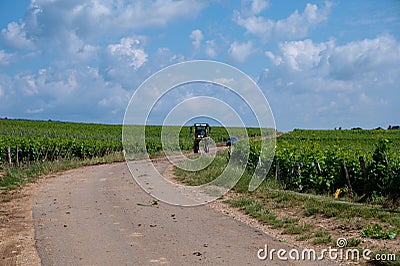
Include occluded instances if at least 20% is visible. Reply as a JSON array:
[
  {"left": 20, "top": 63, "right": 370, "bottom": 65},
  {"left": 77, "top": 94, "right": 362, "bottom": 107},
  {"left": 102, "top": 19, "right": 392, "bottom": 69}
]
[
  {"left": 275, "top": 3, "right": 329, "bottom": 38},
  {"left": 0, "top": 0, "right": 206, "bottom": 53},
  {"left": 359, "top": 92, "right": 372, "bottom": 104},
  {"left": 328, "top": 34, "right": 400, "bottom": 81},
  {"left": 239, "top": 0, "right": 269, "bottom": 16},
  {"left": 1, "top": 22, "right": 35, "bottom": 50},
  {"left": 234, "top": 2, "right": 331, "bottom": 41},
  {"left": 26, "top": 108, "right": 44, "bottom": 114},
  {"left": 107, "top": 37, "right": 148, "bottom": 70},
  {"left": 190, "top": 29, "right": 203, "bottom": 49},
  {"left": 213, "top": 78, "right": 235, "bottom": 86},
  {"left": 87, "top": 0, "right": 111, "bottom": 17},
  {"left": 56, "top": 31, "right": 102, "bottom": 63},
  {"left": 205, "top": 40, "right": 217, "bottom": 58},
  {"left": 250, "top": 0, "right": 269, "bottom": 15},
  {"left": 0, "top": 0, "right": 200, "bottom": 123},
  {"left": 39, "top": 0, "right": 204, "bottom": 37},
  {"left": 145, "top": 0, "right": 205, "bottom": 26},
  {"left": 188, "top": 30, "right": 218, "bottom": 58},
  {"left": 98, "top": 94, "right": 125, "bottom": 108},
  {"left": 76, "top": 44, "right": 100, "bottom": 62},
  {"left": 0, "top": 65, "right": 132, "bottom": 122},
  {"left": 277, "top": 39, "right": 328, "bottom": 71},
  {"left": 228, "top": 40, "right": 254, "bottom": 62},
  {"left": 264, "top": 51, "right": 282, "bottom": 65},
  {"left": 260, "top": 35, "right": 400, "bottom": 130},
  {"left": 264, "top": 35, "right": 400, "bottom": 90},
  {"left": 151, "top": 47, "right": 185, "bottom": 68},
  {"left": 0, "top": 50, "right": 15, "bottom": 66},
  {"left": 235, "top": 14, "right": 272, "bottom": 37},
  {"left": 1, "top": 0, "right": 396, "bottom": 131}
]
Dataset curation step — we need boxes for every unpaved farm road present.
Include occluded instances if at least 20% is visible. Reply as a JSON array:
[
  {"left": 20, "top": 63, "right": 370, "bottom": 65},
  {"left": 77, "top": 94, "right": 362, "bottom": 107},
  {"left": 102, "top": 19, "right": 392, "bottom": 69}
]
[{"left": 33, "top": 160, "right": 336, "bottom": 265}]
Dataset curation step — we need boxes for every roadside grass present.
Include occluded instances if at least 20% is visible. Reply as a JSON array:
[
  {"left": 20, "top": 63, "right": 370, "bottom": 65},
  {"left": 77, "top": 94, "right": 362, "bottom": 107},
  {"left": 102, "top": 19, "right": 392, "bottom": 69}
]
[
  {"left": 174, "top": 151, "right": 400, "bottom": 230},
  {"left": 227, "top": 181, "right": 400, "bottom": 241},
  {"left": 173, "top": 151, "right": 400, "bottom": 260},
  {"left": 312, "top": 230, "right": 332, "bottom": 245},
  {"left": 0, "top": 152, "right": 125, "bottom": 198},
  {"left": 174, "top": 150, "right": 229, "bottom": 186}
]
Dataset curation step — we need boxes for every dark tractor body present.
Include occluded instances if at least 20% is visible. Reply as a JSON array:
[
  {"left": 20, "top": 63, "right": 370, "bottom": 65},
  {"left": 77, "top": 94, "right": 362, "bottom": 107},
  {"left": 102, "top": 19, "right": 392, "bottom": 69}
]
[{"left": 192, "top": 123, "right": 210, "bottom": 153}]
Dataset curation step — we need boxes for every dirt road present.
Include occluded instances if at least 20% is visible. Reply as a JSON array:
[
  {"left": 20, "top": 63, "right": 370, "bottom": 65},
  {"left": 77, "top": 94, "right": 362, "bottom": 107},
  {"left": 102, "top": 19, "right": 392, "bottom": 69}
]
[{"left": 33, "top": 160, "right": 335, "bottom": 265}]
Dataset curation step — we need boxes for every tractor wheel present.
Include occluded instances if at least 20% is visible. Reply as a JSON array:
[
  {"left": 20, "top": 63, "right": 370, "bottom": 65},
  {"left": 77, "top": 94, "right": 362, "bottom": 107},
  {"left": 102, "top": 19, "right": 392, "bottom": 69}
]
[
  {"left": 204, "top": 139, "right": 209, "bottom": 153},
  {"left": 194, "top": 140, "right": 199, "bottom": 153}
]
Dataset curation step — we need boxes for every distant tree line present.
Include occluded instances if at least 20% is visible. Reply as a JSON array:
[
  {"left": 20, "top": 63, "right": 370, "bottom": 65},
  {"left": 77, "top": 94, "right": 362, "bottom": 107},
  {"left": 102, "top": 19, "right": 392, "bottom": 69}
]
[{"left": 332, "top": 125, "right": 400, "bottom": 130}]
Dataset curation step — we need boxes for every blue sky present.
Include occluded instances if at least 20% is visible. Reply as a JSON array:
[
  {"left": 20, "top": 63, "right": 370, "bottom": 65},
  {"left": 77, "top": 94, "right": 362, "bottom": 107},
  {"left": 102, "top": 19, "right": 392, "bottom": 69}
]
[{"left": 0, "top": 0, "right": 399, "bottom": 131}]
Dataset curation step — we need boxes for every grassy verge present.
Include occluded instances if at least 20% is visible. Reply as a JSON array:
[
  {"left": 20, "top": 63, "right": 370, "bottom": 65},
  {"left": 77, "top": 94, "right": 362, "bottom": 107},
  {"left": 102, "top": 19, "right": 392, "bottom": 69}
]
[
  {"left": 0, "top": 152, "right": 125, "bottom": 202},
  {"left": 174, "top": 150, "right": 229, "bottom": 186},
  {"left": 174, "top": 151, "right": 400, "bottom": 264}
]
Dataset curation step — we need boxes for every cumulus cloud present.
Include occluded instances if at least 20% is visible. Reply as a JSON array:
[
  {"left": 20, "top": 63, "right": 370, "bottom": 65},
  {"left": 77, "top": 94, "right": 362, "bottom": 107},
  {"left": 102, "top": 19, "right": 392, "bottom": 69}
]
[
  {"left": 205, "top": 40, "right": 217, "bottom": 58},
  {"left": 0, "top": 65, "right": 131, "bottom": 122},
  {"left": 0, "top": 41, "right": 189, "bottom": 122},
  {"left": 260, "top": 34, "right": 400, "bottom": 130},
  {"left": 107, "top": 37, "right": 148, "bottom": 70},
  {"left": 0, "top": 0, "right": 269, "bottom": 124},
  {"left": 239, "top": 0, "right": 269, "bottom": 17},
  {"left": 266, "top": 39, "right": 329, "bottom": 71},
  {"left": 0, "top": 0, "right": 207, "bottom": 101},
  {"left": 228, "top": 40, "right": 254, "bottom": 62},
  {"left": 56, "top": 1, "right": 202, "bottom": 36},
  {"left": 151, "top": 47, "right": 185, "bottom": 69},
  {"left": 189, "top": 30, "right": 219, "bottom": 58},
  {"left": 0, "top": 0, "right": 206, "bottom": 52},
  {"left": 328, "top": 35, "right": 400, "bottom": 81},
  {"left": 264, "top": 35, "right": 400, "bottom": 90},
  {"left": 234, "top": 2, "right": 331, "bottom": 41},
  {"left": 1, "top": 22, "right": 35, "bottom": 50},
  {"left": 190, "top": 29, "right": 203, "bottom": 49},
  {"left": 1, "top": 0, "right": 396, "bottom": 131},
  {"left": 0, "top": 50, "right": 15, "bottom": 66},
  {"left": 270, "top": 34, "right": 399, "bottom": 83},
  {"left": 250, "top": 0, "right": 269, "bottom": 15}
]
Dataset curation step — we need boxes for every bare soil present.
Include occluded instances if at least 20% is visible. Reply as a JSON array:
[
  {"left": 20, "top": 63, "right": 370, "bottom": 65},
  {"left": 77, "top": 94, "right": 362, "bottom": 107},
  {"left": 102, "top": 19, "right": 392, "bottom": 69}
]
[{"left": 0, "top": 178, "right": 44, "bottom": 266}]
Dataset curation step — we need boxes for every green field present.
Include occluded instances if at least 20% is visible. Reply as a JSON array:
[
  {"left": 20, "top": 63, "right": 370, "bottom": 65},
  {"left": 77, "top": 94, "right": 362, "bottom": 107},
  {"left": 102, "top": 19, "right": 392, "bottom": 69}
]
[
  {"left": 0, "top": 119, "right": 263, "bottom": 166},
  {"left": 174, "top": 128, "right": 400, "bottom": 260},
  {"left": 2, "top": 119, "right": 399, "bottom": 202},
  {"left": 0, "top": 119, "right": 262, "bottom": 192},
  {"left": 0, "top": 119, "right": 123, "bottom": 164},
  {"left": 1, "top": 119, "right": 400, "bottom": 258},
  {"left": 249, "top": 129, "right": 400, "bottom": 202},
  {"left": 173, "top": 127, "right": 400, "bottom": 204}
]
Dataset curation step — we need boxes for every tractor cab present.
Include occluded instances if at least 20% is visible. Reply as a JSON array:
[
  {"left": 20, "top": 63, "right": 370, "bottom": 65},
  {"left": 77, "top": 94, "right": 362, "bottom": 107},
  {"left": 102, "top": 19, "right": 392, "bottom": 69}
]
[
  {"left": 194, "top": 123, "right": 209, "bottom": 138},
  {"left": 192, "top": 123, "right": 210, "bottom": 153}
]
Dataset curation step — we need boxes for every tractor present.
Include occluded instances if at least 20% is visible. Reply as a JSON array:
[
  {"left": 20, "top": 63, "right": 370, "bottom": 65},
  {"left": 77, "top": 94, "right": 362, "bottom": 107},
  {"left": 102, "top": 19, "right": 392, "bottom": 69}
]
[{"left": 191, "top": 123, "right": 211, "bottom": 153}]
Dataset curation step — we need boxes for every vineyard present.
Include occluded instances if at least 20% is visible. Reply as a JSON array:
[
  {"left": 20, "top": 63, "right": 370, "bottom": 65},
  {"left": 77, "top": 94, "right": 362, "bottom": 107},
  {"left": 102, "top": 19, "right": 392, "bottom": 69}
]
[
  {"left": 2, "top": 119, "right": 399, "bottom": 204},
  {"left": 0, "top": 119, "right": 123, "bottom": 166},
  {"left": 122, "top": 124, "right": 261, "bottom": 159},
  {"left": 0, "top": 119, "right": 261, "bottom": 166},
  {"left": 239, "top": 129, "right": 400, "bottom": 203},
  {"left": 3, "top": 120, "right": 398, "bottom": 259}
]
